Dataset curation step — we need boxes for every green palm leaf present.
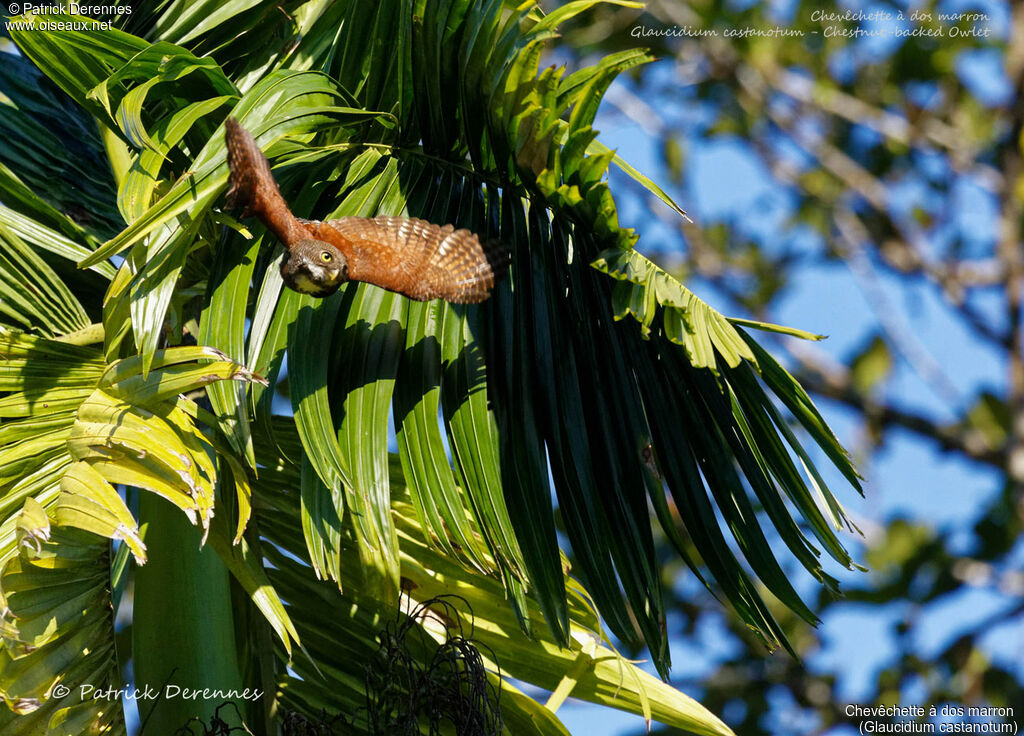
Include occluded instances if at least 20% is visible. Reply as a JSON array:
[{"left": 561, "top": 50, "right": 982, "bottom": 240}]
[{"left": 254, "top": 416, "right": 733, "bottom": 735}]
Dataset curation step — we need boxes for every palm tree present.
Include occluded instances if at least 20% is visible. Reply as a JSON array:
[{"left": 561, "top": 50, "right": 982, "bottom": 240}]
[{"left": 0, "top": 1, "right": 862, "bottom": 733}]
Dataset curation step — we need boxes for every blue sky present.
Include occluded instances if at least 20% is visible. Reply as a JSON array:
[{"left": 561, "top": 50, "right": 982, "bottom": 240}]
[{"left": 556, "top": 0, "right": 1017, "bottom": 732}]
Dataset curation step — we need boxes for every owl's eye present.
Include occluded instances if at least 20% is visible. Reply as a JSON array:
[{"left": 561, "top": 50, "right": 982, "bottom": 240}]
[{"left": 320, "top": 251, "right": 333, "bottom": 262}]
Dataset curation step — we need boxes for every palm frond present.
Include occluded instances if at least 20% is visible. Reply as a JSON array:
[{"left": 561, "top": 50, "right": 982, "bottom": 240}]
[{"left": 253, "top": 417, "right": 734, "bottom": 736}]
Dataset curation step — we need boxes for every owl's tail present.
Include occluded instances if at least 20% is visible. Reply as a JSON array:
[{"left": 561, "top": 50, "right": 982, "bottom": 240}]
[{"left": 224, "top": 118, "right": 308, "bottom": 245}]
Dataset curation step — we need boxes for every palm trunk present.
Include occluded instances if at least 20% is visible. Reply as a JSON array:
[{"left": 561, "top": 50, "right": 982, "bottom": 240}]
[{"left": 133, "top": 493, "right": 246, "bottom": 733}]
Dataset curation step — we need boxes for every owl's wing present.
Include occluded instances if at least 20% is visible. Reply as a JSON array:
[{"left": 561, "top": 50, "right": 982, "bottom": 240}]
[
  {"left": 224, "top": 118, "right": 311, "bottom": 245},
  {"left": 303, "top": 215, "right": 509, "bottom": 303}
]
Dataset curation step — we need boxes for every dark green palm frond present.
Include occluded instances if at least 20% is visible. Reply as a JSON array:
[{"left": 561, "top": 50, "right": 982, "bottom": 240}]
[
  {"left": 0, "top": 46, "right": 117, "bottom": 327},
  {"left": 253, "top": 416, "right": 734, "bottom": 736},
  {"left": 390, "top": 0, "right": 862, "bottom": 664},
  {"left": 0, "top": 51, "right": 121, "bottom": 242}
]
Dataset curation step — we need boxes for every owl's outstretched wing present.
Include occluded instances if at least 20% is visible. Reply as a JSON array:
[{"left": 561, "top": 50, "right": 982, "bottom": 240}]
[
  {"left": 301, "top": 216, "right": 509, "bottom": 304},
  {"left": 224, "top": 118, "right": 310, "bottom": 245}
]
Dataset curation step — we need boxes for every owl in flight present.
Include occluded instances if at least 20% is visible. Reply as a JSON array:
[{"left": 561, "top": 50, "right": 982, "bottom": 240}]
[{"left": 224, "top": 118, "right": 507, "bottom": 302}]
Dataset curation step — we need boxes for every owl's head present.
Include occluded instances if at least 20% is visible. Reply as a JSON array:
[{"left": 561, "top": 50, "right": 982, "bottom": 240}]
[{"left": 280, "top": 239, "right": 349, "bottom": 298}]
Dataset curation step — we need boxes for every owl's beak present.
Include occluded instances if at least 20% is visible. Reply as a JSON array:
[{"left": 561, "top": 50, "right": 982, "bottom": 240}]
[{"left": 325, "top": 255, "right": 349, "bottom": 286}]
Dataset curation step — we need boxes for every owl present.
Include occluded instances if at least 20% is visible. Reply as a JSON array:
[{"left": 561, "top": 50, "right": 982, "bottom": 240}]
[{"left": 224, "top": 118, "right": 508, "bottom": 302}]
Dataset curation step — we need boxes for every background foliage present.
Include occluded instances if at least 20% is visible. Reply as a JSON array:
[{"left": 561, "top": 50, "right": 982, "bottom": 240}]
[{"left": 545, "top": 0, "right": 1024, "bottom": 733}]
